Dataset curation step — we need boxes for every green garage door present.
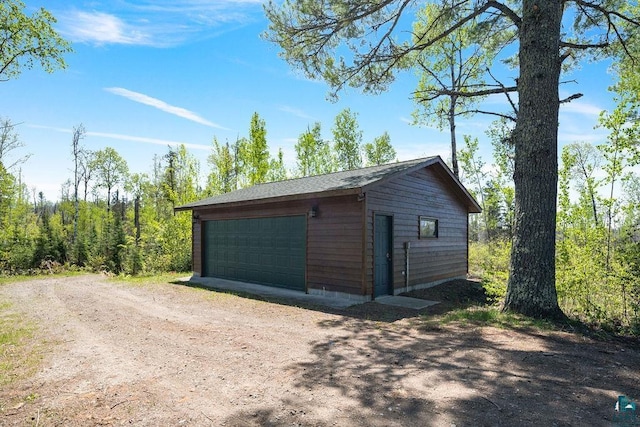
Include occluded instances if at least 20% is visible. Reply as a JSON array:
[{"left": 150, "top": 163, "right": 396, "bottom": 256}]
[{"left": 203, "top": 216, "right": 306, "bottom": 291}]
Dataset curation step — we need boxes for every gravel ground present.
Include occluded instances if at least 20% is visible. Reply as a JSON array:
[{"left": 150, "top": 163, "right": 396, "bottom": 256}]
[{"left": 1, "top": 274, "right": 639, "bottom": 426}]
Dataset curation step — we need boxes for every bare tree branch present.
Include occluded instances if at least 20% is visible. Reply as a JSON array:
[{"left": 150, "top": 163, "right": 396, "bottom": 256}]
[
  {"left": 461, "top": 109, "right": 517, "bottom": 122},
  {"left": 560, "top": 93, "right": 584, "bottom": 104},
  {"left": 486, "top": 67, "right": 519, "bottom": 116},
  {"left": 559, "top": 41, "right": 610, "bottom": 49}
]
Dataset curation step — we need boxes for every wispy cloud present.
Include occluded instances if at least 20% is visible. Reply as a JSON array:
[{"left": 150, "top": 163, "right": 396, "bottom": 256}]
[
  {"left": 58, "top": 11, "right": 154, "bottom": 46},
  {"left": 560, "top": 100, "right": 604, "bottom": 117},
  {"left": 278, "top": 105, "right": 314, "bottom": 120},
  {"left": 105, "top": 87, "right": 228, "bottom": 129},
  {"left": 57, "top": 1, "right": 264, "bottom": 47},
  {"left": 558, "top": 126, "right": 608, "bottom": 145},
  {"left": 88, "top": 131, "right": 210, "bottom": 151},
  {"left": 28, "top": 124, "right": 210, "bottom": 151}
]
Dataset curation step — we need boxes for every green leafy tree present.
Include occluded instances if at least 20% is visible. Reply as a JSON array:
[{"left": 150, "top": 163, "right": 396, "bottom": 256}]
[
  {"left": 147, "top": 154, "right": 170, "bottom": 219},
  {"left": 0, "top": 0, "right": 72, "bottom": 82},
  {"left": 459, "top": 135, "right": 489, "bottom": 240},
  {"left": 32, "top": 192, "right": 65, "bottom": 267},
  {"left": 231, "top": 137, "right": 249, "bottom": 189},
  {"left": 162, "top": 148, "right": 178, "bottom": 208},
  {"left": 0, "top": 125, "right": 37, "bottom": 271},
  {"left": 598, "top": 109, "right": 637, "bottom": 269},
  {"left": 2, "top": 174, "right": 36, "bottom": 271},
  {"left": 556, "top": 143, "right": 627, "bottom": 328},
  {"left": 78, "top": 148, "right": 94, "bottom": 202},
  {"left": 126, "top": 172, "right": 146, "bottom": 245},
  {"left": 104, "top": 194, "right": 127, "bottom": 273},
  {"left": 162, "top": 145, "right": 200, "bottom": 208},
  {"left": 267, "top": 148, "right": 288, "bottom": 182},
  {"left": 264, "top": 0, "right": 640, "bottom": 319},
  {"left": 483, "top": 179, "right": 509, "bottom": 238},
  {"left": 295, "top": 122, "right": 335, "bottom": 176},
  {"left": 244, "top": 112, "right": 270, "bottom": 186},
  {"left": 598, "top": 30, "right": 640, "bottom": 269},
  {"left": 412, "top": 3, "right": 513, "bottom": 176},
  {"left": 487, "top": 118, "right": 515, "bottom": 236},
  {"left": 91, "top": 147, "right": 129, "bottom": 213},
  {"left": 207, "top": 137, "right": 236, "bottom": 195},
  {"left": 363, "top": 131, "right": 396, "bottom": 166},
  {"left": 563, "top": 143, "right": 602, "bottom": 227},
  {"left": 0, "top": 161, "right": 14, "bottom": 229},
  {"left": 0, "top": 117, "right": 31, "bottom": 170},
  {"left": 332, "top": 108, "right": 362, "bottom": 170}
]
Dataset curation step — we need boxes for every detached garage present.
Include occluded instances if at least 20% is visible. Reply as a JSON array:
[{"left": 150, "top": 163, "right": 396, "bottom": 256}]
[{"left": 176, "top": 156, "right": 481, "bottom": 302}]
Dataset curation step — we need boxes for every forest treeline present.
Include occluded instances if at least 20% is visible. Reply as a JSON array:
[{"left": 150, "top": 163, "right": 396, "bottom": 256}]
[{"left": 0, "top": 108, "right": 396, "bottom": 275}]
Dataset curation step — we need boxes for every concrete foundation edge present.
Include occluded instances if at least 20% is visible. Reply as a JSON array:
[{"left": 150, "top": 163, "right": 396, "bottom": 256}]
[
  {"left": 307, "top": 288, "right": 372, "bottom": 303},
  {"left": 393, "top": 276, "right": 468, "bottom": 296},
  {"left": 189, "top": 273, "right": 467, "bottom": 303}
]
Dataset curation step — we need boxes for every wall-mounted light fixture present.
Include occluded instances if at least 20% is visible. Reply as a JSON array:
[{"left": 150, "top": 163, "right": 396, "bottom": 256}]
[{"left": 309, "top": 206, "right": 318, "bottom": 218}]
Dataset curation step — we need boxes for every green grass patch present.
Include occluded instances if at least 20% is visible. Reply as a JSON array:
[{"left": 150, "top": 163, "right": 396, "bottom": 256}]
[
  {"left": 0, "top": 300, "right": 39, "bottom": 387},
  {"left": 111, "top": 272, "right": 191, "bottom": 286},
  {"left": 0, "top": 275, "right": 33, "bottom": 286},
  {"left": 0, "top": 270, "right": 89, "bottom": 286}
]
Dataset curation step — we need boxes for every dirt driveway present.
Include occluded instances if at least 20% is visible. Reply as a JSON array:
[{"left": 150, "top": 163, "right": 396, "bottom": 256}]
[{"left": 1, "top": 275, "right": 639, "bottom": 426}]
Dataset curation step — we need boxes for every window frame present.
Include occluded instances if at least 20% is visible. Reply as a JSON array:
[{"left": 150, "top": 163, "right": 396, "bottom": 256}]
[{"left": 419, "top": 216, "right": 439, "bottom": 239}]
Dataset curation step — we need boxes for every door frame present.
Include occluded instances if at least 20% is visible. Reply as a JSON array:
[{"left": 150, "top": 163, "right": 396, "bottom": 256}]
[{"left": 373, "top": 213, "right": 394, "bottom": 299}]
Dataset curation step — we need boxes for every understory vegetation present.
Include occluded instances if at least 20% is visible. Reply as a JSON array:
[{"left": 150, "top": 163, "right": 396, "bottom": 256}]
[
  {"left": 465, "top": 137, "right": 640, "bottom": 335},
  {"left": 470, "top": 239, "right": 640, "bottom": 336}
]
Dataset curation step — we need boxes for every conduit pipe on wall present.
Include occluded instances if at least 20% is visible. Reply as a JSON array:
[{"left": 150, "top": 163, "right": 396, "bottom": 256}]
[{"left": 404, "top": 241, "right": 410, "bottom": 293}]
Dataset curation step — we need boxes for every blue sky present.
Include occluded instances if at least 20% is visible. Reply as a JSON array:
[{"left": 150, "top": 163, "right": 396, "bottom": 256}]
[{"left": 1, "top": 0, "right": 617, "bottom": 200}]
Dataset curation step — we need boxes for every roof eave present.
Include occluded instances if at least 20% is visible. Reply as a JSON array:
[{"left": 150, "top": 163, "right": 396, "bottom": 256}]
[{"left": 174, "top": 187, "right": 362, "bottom": 213}]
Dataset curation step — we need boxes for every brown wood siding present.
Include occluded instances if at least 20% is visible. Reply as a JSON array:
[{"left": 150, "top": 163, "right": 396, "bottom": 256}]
[
  {"left": 306, "top": 195, "right": 364, "bottom": 294},
  {"left": 193, "top": 194, "right": 364, "bottom": 294},
  {"left": 365, "top": 167, "right": 469, "bottom": 295},
  {"left": 193, "top": 220, "right": 202, "bottom": 275}
]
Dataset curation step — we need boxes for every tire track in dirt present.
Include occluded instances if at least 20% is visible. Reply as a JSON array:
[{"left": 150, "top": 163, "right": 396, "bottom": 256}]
[{"left": 1, "top": 275, "right": 356, "bottom": 425}]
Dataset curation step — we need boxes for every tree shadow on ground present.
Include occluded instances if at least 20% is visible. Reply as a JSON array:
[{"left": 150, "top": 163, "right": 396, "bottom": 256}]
[
  {"left": 219, "top": 314, "right": 640, "bottom": 426},
  {"left": 169, "top": 278, "right": 640, "bottom": 426}
]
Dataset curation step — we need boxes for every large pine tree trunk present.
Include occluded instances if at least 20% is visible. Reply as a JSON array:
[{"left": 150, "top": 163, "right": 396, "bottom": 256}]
[{"left": 503, "top": 0, "right": 565, "bottom": 319}]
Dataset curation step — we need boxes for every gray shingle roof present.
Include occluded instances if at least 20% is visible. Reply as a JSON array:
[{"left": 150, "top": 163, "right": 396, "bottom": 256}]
[{"left": 176, "top": 156, "right": 480, "bottom": 212}]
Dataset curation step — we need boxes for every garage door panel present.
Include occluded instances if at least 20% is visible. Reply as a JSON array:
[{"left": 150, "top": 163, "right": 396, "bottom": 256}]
[{"left": 203, "top": 216, "right": 306, "bottom": 291}]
